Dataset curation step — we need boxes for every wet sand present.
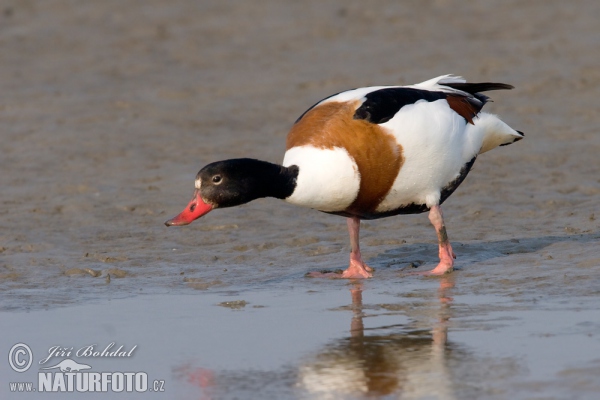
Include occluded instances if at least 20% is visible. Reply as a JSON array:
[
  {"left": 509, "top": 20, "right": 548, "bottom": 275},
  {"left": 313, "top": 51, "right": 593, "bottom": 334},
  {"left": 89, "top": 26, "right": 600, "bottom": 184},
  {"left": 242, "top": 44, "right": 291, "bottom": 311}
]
[{"left": 1, "top": 1, "right": 600, "bottom": 399}]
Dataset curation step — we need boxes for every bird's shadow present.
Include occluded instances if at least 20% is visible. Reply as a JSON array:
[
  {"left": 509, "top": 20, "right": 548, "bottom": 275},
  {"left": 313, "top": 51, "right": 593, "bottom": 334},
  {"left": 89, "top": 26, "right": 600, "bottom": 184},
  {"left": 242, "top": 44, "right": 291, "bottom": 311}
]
[{"left": 369, "top": 231, "right": 600, "bottom": 272}]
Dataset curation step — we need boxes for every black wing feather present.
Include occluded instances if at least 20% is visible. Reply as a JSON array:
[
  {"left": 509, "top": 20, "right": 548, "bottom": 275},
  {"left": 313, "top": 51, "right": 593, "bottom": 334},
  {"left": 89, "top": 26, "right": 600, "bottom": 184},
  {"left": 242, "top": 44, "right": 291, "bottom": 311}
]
[
  {"left": 441, "top": 82, "right": 514, "bottom": 93},
  {"left": 353, "top": 88, "right": 447, "bottom": 124},
  {"left": 442, "top": 82, "right": 513, "bottom": 103}
]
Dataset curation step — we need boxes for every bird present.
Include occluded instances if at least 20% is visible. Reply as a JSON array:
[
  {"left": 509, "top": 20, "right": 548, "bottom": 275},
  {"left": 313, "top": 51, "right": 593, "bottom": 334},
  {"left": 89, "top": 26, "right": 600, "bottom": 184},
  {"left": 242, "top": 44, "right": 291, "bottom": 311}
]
[{"left": 165, "top": 75, "right": 523, "bottom": 278}]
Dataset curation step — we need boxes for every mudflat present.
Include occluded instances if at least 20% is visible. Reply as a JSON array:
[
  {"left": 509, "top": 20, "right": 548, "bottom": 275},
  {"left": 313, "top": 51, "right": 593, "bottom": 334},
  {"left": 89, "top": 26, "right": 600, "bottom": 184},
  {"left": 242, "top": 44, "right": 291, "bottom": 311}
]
[{"left": 1, "top": 1, "right": 599, "bottom": 399}]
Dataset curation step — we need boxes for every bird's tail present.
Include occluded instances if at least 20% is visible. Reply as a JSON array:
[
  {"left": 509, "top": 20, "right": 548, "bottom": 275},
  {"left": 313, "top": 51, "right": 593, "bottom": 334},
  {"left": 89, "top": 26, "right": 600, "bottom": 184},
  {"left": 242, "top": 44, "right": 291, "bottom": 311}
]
[{"left": 473, "top": 112, "right": 524, "bottom": 154}]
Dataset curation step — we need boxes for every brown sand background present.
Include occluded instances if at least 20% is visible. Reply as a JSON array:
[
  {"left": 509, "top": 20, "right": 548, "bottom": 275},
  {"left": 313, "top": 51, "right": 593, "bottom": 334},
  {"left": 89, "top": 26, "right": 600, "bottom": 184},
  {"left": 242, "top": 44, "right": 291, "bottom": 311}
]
[
  {"left": 2, "top": 0, "right": 598, "bottom": 304},
  {"left": 1, "top": 1, "right": 600, "bottom": 398}
]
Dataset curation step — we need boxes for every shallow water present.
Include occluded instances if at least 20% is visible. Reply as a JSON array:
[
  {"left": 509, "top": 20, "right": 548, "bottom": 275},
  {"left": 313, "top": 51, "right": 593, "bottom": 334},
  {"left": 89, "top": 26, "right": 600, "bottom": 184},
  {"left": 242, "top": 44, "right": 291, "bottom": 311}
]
[
  {"left": 3, "top": 277, "right": 600, "bottom": 399},
  {"left": 2, "top": 0, "right": 600, "bottom": 399}
]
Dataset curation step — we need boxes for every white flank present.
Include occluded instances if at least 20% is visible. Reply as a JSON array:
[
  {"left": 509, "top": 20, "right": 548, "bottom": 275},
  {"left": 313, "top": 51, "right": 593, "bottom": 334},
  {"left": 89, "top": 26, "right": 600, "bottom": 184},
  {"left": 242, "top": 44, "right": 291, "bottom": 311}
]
[
  {"left": 376, "top": 99, "right": 481, "bottom": 210},
  {"left": 282, "top": 145, "right": 360, "bottom": 212}
]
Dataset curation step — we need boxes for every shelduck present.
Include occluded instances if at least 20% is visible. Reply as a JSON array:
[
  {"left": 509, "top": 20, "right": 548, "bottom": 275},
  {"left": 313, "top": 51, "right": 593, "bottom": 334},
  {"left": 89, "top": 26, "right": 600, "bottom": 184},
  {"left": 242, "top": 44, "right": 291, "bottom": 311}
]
[{"left": 165, "top": 75, "right": 523, "bottom": 278}]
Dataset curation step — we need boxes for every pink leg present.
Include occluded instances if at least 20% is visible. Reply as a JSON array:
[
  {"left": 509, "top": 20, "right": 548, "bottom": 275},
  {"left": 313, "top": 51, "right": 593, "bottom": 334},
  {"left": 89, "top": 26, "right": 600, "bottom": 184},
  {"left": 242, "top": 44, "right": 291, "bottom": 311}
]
[
  {"left": 307, "top": 217, "right": 373, "bottom": 279},
  {"left": 342, "top": 217, "right": 373, "bottom": 278},
  {"left": 419, "top": 205, "right": 455, "bottom": 275}
]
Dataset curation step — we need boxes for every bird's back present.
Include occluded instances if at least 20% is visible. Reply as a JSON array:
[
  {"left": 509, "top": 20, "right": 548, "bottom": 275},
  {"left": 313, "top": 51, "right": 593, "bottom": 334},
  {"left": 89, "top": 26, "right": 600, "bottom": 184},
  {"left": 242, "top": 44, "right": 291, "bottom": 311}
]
[{"left": 283, "top": 76, "right": 523, "bottom": 219}]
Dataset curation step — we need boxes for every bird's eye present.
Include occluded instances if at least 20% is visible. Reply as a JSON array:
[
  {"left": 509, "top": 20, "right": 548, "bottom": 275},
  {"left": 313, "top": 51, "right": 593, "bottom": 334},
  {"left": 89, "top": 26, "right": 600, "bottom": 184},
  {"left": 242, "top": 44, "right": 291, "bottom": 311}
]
[{"left": 212, "top": 175, "right": 222, "bottom": 184}]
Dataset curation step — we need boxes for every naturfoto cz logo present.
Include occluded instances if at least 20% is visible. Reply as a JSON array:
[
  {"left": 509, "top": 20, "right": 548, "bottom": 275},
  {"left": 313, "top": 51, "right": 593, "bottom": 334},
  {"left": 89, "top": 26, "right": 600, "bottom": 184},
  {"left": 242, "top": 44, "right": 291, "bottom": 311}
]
[{"left": 8, "top": 342, "right": 166, "bottom": 393}]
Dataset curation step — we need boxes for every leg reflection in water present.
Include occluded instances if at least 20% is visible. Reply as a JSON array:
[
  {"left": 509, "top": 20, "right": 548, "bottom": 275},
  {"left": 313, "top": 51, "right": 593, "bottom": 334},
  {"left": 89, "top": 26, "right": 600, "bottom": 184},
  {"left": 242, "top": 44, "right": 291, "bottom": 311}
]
[{"left": 298, "top": 276, "right": 457, "bottom": 399}]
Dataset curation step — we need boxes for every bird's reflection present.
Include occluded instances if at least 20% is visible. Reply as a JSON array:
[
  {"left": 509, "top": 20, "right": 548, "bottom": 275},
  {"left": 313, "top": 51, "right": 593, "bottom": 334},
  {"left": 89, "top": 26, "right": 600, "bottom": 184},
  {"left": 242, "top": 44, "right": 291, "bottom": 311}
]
[
  {"left": 172, "top": 277, "right": 458, "bottom": 400},
  {"left": 297, "top": 276, "right": 456, "bottom": 399}
]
